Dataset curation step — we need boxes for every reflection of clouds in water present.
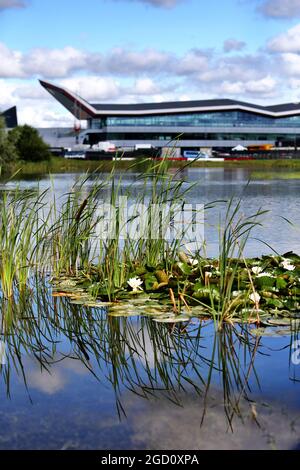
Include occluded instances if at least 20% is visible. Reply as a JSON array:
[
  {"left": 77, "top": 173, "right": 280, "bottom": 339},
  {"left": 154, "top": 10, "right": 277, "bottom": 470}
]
[
  {"left": 24, "top": 357, "right": 88, "bottom": 395},
  {"left": 124, "top": 321, "right": 167, "bottom": 370},
  {"left": 127, "top": 392, "right": 300, "bottom": 450},
  {"left": 126, "top": 320, "right": 212, "bottom": 371}
]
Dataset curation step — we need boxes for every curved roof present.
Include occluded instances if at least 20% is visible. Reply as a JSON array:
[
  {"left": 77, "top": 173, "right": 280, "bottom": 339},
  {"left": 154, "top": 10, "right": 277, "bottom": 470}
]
[{"left": 40, "top": 80, "right": 300, "bottom": 119}]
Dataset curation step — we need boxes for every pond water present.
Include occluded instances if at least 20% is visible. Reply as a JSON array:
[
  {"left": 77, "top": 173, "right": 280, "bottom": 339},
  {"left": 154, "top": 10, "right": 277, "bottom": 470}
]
[
  {"left": 3, "top": 166, "right": 300, "bottom": 257},
  {"left": 1, "top": 166, "right": 300, "bottom": 450}
]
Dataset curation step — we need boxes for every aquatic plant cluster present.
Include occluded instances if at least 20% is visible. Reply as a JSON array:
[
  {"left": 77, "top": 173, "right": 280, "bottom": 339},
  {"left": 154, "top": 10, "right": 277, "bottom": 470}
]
[
  {"left": 0, "top": 159, "right": 299, "bottom": 330},
  {"left": 51, "top": 251, "right": 300, "bottom": 330}
]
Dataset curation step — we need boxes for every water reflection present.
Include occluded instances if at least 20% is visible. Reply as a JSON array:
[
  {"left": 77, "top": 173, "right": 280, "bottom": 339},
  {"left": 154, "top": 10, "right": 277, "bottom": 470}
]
[
  {"left": 25, "top": 357, "right": 88, "bottom": 395},
  {"left": 0, "top": 280, "right": 300, "bottom": 449},
  {"left": 0, "top": 168, "right": 300, "bottom": 449},
  {"left": 127, "top": 391, "right": 300, "bottom": 450}
]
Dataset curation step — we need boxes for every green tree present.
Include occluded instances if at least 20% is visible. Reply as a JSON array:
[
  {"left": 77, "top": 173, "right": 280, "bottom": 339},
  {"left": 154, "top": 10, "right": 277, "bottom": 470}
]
[
  {"left": 9, "top": 125, "right": 51, "bottom": 162},
  {"left": 0, "top": 116, "right": 18, "bottom": 168}
]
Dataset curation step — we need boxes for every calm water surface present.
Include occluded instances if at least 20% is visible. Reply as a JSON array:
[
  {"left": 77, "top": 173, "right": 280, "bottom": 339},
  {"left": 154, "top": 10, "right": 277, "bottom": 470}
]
[
  {"left": 0, "top": 167, "right": 300, "bottom": 450},
  {"left": 3, "top": 166, "right": 300, "bottom": 256}
]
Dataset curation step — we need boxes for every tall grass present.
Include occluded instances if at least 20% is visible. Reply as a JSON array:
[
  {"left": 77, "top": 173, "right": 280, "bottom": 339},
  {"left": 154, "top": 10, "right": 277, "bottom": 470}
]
[
  {"left": 215, "top": 198, "right": 268, "bottom": 322},
  {"left": 0, "top": 187, "right": 49, "bottom": 298},
  {"left": 50, "top": 174, "right": 104, "bottom": 275},
  {"left": 0, "top": 158, "right": 267, "bottom": 322}
]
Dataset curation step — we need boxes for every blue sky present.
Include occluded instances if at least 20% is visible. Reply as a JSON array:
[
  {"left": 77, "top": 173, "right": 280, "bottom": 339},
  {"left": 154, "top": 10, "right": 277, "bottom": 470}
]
[
  {"left": 0, "top": 0, "right": 288, "bottom": 53},
  {"left": 2, "top": 0, "right": 300, "bottom": 126}
]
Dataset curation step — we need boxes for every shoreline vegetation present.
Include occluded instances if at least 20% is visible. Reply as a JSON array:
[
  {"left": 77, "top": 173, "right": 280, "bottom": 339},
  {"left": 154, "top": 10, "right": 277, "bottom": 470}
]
[
  {"left": 5, "top": 155, "right": 300, "bottom": 177},
  {"left": 0, "top": 157, "right": 299, "bottom": 334},
  {"left": 0, "top": 120, "right": 50, "bottom": 173}
]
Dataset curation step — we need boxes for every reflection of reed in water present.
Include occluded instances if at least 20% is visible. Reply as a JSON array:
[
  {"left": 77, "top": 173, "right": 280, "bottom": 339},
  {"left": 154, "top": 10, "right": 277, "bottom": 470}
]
[{"left": 0, "top": 278, "right": 291, "bottom": 435}]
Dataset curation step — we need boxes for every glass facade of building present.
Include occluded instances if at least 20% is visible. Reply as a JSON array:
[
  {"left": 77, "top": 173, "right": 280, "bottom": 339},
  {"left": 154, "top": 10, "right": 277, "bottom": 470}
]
[
  {"left": 82, "top": 131, "right": 300, "bottom": 147},
  {"left": 87, "top": 111, "right": 300, "bottom": 129}
]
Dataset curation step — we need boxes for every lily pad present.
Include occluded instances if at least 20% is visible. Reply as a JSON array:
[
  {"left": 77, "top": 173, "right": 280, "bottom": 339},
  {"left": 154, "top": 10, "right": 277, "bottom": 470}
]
[
  {"left": 177, "top": 262, "right": 192, "bottom": 276},
  {"left": 255, "top": 276, "right": 276, "bottom": 290},
  {"left": 251, "top": 327, "right": 292, "bottom": 337},
  {"left": 108, "top": 311, "right": 141, "bottom": 317},
  {"left": 152, "top": 314, "right": 191, "bottom": 323},
  {"left": 109, "top": 304, "right": 136, "bottom": 312},
  {"left": 142, "top": 308, "right": 170, "bottom": 316},
  {"left": 261, "top": 318, "right": 300, "bottom": 328},
  {"left": 126, "top": 296, "right": 152, "bottom": 304},
  {"left": 56, "top": 279, "right": 78, "bottom": 288},
  {"left": 84, "top": 301, "right": 113, "bottom": 308},
  {"left": 69, "top": 298, "right": 94, "bottom": 305}
]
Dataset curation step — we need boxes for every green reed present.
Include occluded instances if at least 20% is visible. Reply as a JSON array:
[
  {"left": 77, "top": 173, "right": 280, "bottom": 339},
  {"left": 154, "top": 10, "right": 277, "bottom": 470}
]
[
  {"left": 216, "top": 198, "right": 268, "bottom": 321},
  {"left": 0, "top": 187, "right": 50, "bottom": 298},
  {"left": 0, "top": 157, "right": 270, "bottom": 323}
]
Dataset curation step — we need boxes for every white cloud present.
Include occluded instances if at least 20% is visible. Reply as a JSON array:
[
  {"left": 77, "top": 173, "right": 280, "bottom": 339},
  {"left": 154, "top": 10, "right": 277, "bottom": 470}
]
[
  {"left": 60, "top": 76, "right": 121, "bottom": 101},
  {"left": 281, "top": 52, "right": 300, "bottom": 75},
  {"left": 245, "top": 75, "right": 277, "bottom": 94},
  {"left": 112, "top": 0, "right": 184, "bottom": 7},
  {"left": 134, "top": 78, "right": 160, "bottom": 94},
  {"left": 195, "top": 53, "right": 271, "bottom": 85},
  {"left": 267, "top": 24, "right": 300, "bottom": 53},
  {"left": 288, "top": 77, "right": 300, "bottom": 88},
  {"left": 219, "top": 76, "right": 277, "bottom": 97},
  {"left": 0, "top": 79, "right": 19, "bottom": 110},
  {"left": 18, "top": 101, "right": 73, "bottom": 127},
  {"left": 0, "top": 34, "right": 298, "bottom": 128},
  {"left": 0, "top": 43, "right": 175, "bottom": 79},
  {"left": 105, "top": 47, "right": 172, "bottom": 75},
  {"left": 223, "top": 39, "right": 246, "bottom": 53},
  {"left": 14, "top": 84, "right": 49, "bottom": 100},
  {"left": 0, "top": 0, "right": 26, "bottom": 10},
  {"left": 175, "top": 49, "right": 210, "bottom": 75},
  {"left": 23, "top": 46, "right": 89, "bottom": 78},
  {"left": 219, "top": 81, "right": 244, "bottom": 95},
  {"left": 258, "top": 0, "right": 300, "bottom": 19},
  {"left": 0, "top": 41, "right": 273, "bottom": 87},
  {"left": 0, "top": 42, "right": 24, "bottom": 77}
]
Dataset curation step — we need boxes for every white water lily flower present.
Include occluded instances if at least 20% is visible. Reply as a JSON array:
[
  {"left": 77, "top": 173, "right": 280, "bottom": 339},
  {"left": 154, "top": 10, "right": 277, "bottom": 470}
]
[
  {"left": 232, "top": 290, "right": 243, "bottom": 298},
  {"left": 249, "top": 292, "right": 261, "bottom": 304},
  {"left": 127, "top": 277, "right": 143, "bottom": 292},
  {"left": 281, "top": 259, "right": 295, "bottom": 271},
  {"left": 256, "top": 272, "right": 274, "bottom": 278},
  {"left": 252, "top": 266, "right": 263, "bottom": 275},
  {"left": 188, "top": 258, "right": 198, "bottom": 267}
]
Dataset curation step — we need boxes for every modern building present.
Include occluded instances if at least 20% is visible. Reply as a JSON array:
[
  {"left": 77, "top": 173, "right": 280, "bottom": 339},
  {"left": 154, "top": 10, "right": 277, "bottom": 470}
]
[
  {"left": 40, "top": 80, "right": 300, "bottom": 150},
  {"left": 0, "top": 106, "right": 18, "bottom": 129}
]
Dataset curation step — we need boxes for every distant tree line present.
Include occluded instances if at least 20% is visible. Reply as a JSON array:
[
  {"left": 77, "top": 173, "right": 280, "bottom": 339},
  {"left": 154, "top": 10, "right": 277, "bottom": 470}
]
[{"left": 0, "top": 117, "right": 50, "bottom": 169}]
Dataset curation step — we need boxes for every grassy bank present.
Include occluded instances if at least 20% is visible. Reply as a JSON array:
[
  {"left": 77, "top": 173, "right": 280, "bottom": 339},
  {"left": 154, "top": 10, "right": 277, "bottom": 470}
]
[
  {"left": 7, "top": 156, "right": 300, "bottom": 177},
  {"left": 171, "top": 158, "right": 300, "bottom": 170},
  {"left": 10, "top": 157, "right": 136, "bottom": 176}
]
